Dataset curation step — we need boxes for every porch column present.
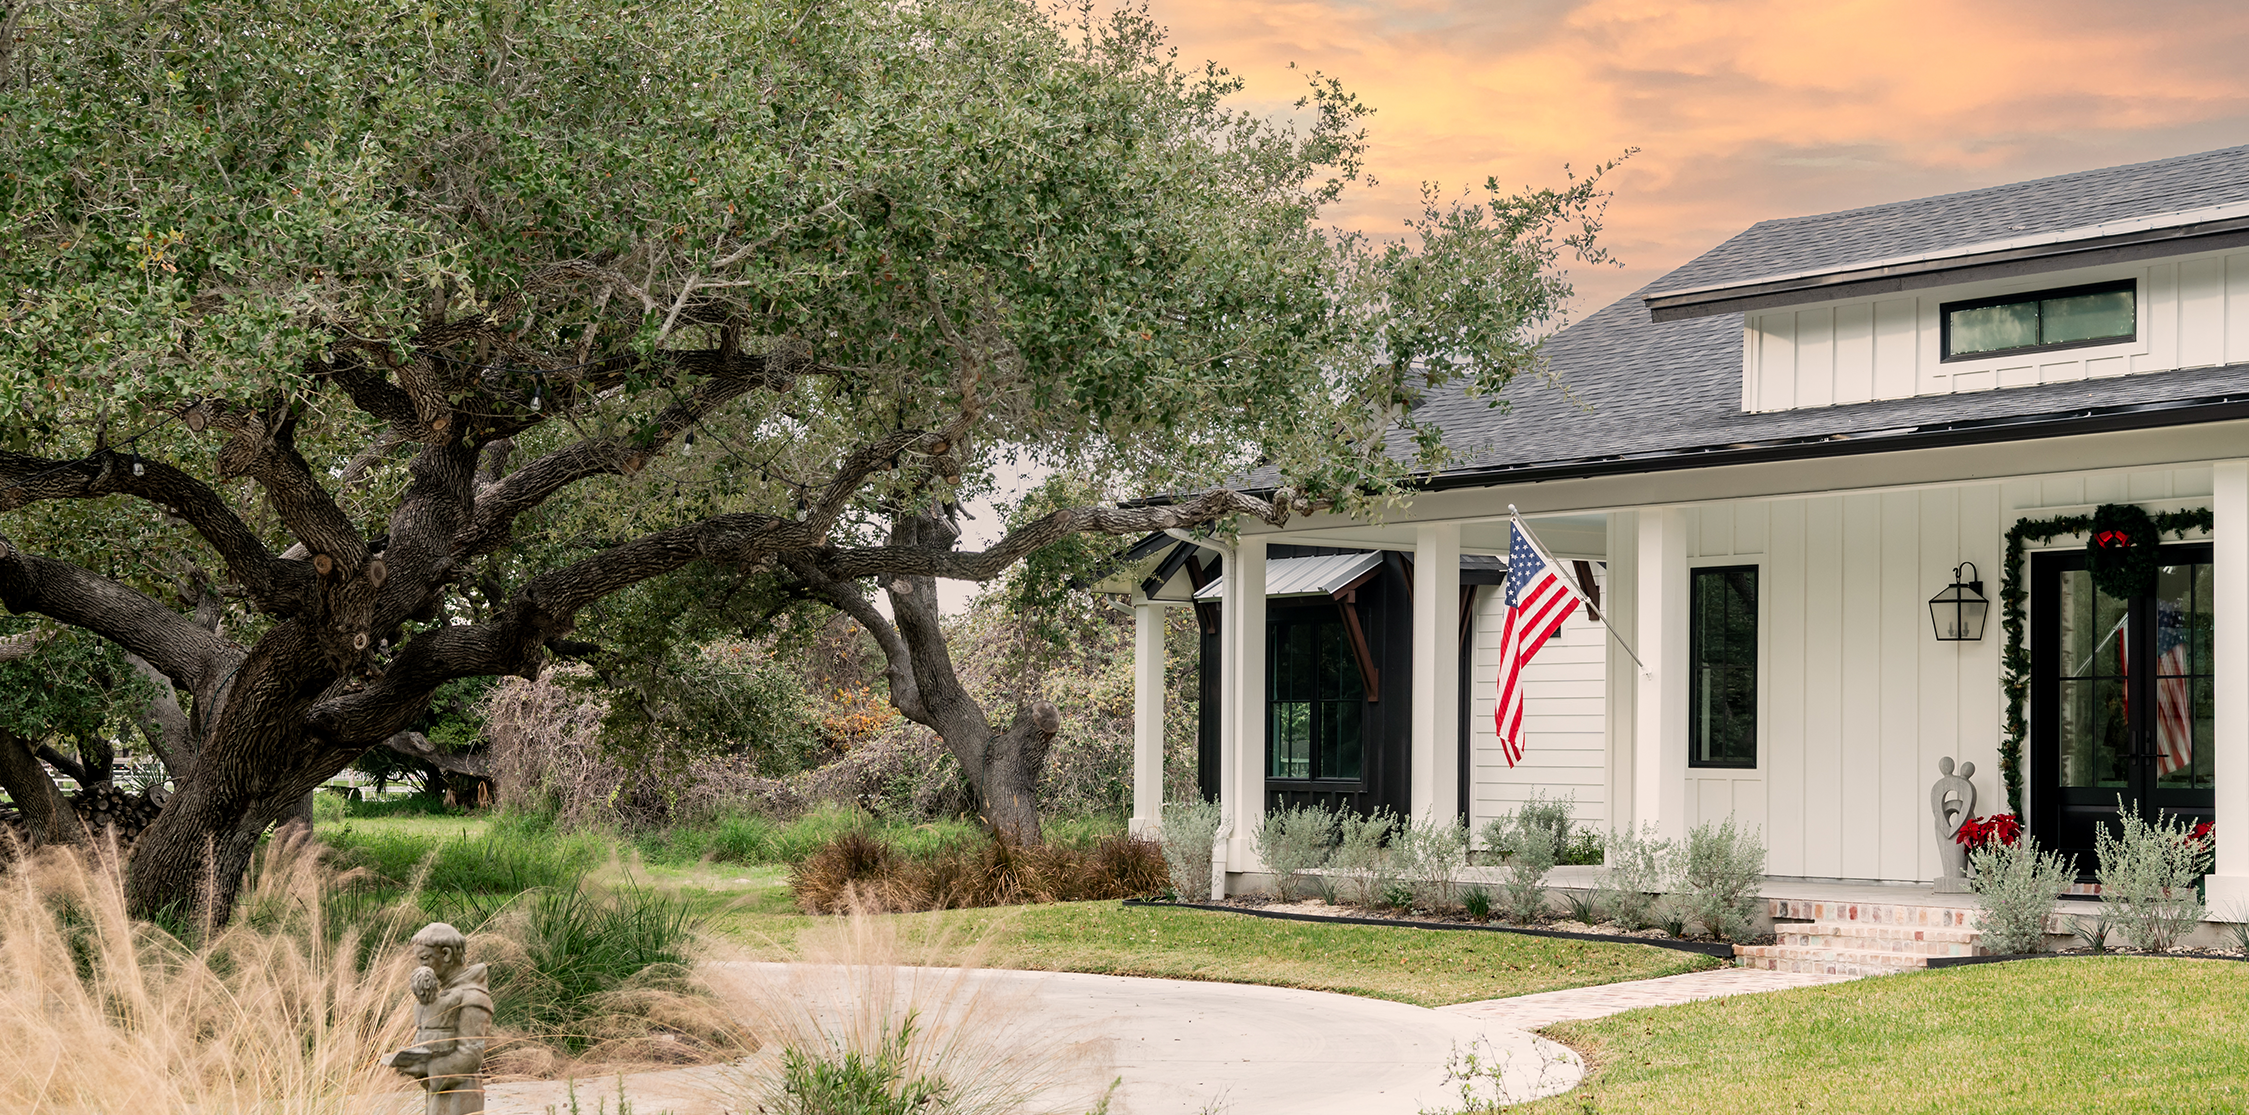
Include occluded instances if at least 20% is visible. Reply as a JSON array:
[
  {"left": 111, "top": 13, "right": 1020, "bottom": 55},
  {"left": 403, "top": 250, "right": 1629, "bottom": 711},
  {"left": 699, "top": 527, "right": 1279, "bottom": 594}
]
[
  {"left": 1129, "top": 595, "right": 1165, "bottom": 839},
  {"left": 1412, "top": 523, "right": 1462, "bottom": 821},
  {"left": 2208, "top": 461, "right": 2249, "bottom": 906},
  {"left": 1633, "top": 507, "right": 1690, "bottom": 841},
  {"left": 1219, "top": 536, "right": 1268, "bottom": 887}
]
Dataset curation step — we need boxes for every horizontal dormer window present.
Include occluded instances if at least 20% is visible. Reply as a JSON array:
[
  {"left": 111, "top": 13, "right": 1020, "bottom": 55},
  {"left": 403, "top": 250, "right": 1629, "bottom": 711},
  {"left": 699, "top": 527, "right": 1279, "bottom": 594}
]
[{"left": 1941, "top": 279, "right": 2136, "bottom": 362}]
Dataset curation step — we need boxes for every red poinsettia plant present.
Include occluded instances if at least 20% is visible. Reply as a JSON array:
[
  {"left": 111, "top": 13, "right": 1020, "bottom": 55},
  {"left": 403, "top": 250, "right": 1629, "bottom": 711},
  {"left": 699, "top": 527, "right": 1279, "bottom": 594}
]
[
  {"left": 2190, "top": 820, "right": 2216, "bottom": 845},
  {"left": 1955, "top": 813, "right": 2023, "bottom": 848}
]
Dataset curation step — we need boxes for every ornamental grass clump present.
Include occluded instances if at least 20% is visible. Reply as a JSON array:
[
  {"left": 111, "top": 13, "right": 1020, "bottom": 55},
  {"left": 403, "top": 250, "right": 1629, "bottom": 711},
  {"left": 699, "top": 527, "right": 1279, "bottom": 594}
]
[
  {"left": 1330, "top": 808, "right": 1398, "bottom": 907},
  {"left": 1596, "top": 823, "right": 1676, "bottom": 931},
  {"left": 1481, "top": 802, "right": 1561, "bottom": 923},
  {"left": 1254, "top": 804, "right": 1340, "bottom": 902},
  {"left": 2096, "top": 800, "right": 2214, "bottom": 952},
  {"left": 1680, "top": 818, "right": 1765, "bottom": 941},
  {"left": 1156, "top": 799, "right": 1223, "bottom": 900},
  {"left": 791, "top": 831, "right": 1168, "bottom": 913},
  {"left": 1967, "top": 835, "right": 2073, "bottom": 954}
]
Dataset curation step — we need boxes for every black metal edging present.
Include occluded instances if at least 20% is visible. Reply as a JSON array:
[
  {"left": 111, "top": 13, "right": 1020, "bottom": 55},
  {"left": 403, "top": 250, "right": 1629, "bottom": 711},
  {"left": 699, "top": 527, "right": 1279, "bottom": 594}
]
[
  {"left": 1926, "top": 950, "right": 2249, "bottom": 970},
  {"left": 1120, "top": 898, "right": 1738, "bottom": 959}
]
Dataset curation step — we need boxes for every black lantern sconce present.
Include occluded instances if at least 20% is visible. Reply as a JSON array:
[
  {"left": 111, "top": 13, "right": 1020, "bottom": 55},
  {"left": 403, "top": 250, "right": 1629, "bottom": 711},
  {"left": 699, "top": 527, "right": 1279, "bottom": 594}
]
[{"left": 1929, "top": 561, "right": 1989, "bottom": 642}]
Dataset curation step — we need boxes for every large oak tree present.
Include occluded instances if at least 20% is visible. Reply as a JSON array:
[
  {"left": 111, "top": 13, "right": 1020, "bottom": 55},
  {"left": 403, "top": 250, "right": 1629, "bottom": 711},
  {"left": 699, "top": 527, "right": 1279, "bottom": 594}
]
[{"left": 0, "top": 0, "right": 1611, "bottom": 917}]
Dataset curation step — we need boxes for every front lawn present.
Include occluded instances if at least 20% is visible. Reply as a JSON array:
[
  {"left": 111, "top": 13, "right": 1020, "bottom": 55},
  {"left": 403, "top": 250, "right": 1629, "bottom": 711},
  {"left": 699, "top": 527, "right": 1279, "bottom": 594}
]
[
  {"left": 1515, "top": 957, "right": 2249, "bottom": 1114},
  {"left": 711, "top": 899, "right": 1719, "bottom": 1007}
]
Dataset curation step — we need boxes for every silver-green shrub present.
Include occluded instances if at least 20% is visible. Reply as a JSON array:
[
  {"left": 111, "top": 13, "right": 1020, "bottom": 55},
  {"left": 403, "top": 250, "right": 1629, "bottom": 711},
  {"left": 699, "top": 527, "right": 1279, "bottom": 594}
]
[
  {"left": 1481, "top": 803, "right": 1561, "bottom": 923},
  {"left": 1157, "top": 799, "right": 1224, "bottom": 901},
  {"left": 1255, "top": 803, "right": 1339, "bottom": 901},
  {"left": 2096, "top": 800, "right": 2213, "bottom": 952},
  {"left": 1680, "top": 817, "right": 1765, "bottom": 941},
  {"left": 1968, "top": 835, "right": 2073, "bottom": 954},
  {"left": 1330, "top": 808, "right": 1397, "bottom": 907},
  {"left": 1400, "top": 812, "right": 1472, "bottom": 909},
  {"left": 1596, "top": 823, "right": 1676, "bottom": 931}
]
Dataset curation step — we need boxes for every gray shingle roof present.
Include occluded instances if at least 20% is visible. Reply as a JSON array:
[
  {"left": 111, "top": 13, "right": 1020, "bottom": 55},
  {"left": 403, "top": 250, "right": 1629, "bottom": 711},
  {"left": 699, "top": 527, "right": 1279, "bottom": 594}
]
[
  {"left": 1644, "top": 145, "right": 2249, "bottom": 297},
  {"left": 1409, "top": 145, "right": 2249, "bottom": 482}
]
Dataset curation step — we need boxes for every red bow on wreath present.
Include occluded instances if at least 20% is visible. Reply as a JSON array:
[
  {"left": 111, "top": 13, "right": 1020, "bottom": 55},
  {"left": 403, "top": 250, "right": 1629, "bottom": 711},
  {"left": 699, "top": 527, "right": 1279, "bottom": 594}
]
[{"left": 2094, "top": 530, "right": 2134, "bottom": 548}]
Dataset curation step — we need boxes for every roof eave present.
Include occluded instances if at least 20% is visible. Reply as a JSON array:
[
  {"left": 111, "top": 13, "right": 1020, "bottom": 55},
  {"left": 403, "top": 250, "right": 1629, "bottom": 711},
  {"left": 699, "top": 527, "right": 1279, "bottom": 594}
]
[{"left": 1644, "top": 216, "right": 2249, "bottom": 323}]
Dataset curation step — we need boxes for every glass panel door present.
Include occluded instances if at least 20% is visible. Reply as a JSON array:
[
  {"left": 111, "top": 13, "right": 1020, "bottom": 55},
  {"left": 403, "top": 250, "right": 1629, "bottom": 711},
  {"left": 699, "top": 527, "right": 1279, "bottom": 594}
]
[{"left": 2031, "top": 544, "right": 2216, "bottom": 874}]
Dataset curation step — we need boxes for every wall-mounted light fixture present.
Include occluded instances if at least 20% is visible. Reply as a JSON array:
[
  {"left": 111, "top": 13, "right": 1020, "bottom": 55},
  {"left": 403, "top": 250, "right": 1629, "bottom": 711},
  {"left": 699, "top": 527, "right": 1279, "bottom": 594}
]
[{"left": 1929, "top": 561, "right": 1989, "bottom": 642}]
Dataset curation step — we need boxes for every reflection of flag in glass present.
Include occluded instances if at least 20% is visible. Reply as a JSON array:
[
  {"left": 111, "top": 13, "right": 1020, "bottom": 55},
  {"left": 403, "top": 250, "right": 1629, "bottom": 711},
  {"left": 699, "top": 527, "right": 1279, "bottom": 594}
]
[
  {"left": 2120, "top": 600, "right": 2195, "bottom": 776},
  {"left": 1496, "top": 521, "right": 1581, "bottom": 768}
]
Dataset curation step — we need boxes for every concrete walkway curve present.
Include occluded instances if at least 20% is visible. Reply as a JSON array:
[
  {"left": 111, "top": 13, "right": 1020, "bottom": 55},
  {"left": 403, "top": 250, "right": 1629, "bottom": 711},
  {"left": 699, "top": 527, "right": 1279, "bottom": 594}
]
[
  {"left": 481, "top": 964, "right": 1851, "bottom": 1114},
  {"left": 487, "top": 966, "right": 1581, "bottom": 1114}
]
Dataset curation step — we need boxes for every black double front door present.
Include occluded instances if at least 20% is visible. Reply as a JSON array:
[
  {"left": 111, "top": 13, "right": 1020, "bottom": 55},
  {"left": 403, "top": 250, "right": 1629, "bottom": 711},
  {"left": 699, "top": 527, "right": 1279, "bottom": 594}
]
[{"left": 2030, "top": 544, "right": 2216, "bottom": 874}]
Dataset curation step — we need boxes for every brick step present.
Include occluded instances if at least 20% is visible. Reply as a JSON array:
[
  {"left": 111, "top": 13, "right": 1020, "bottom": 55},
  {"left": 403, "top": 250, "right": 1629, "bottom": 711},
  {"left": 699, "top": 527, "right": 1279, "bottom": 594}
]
[
  {"left": 1773, "top": 929, "right": 1981, "bottom": 957},
  {"left": 1734, "top": 944, "right": 1934, "bottom": 976},
  {"left": 1767, "top": 898, "right": 1980, "bottom": 930}
]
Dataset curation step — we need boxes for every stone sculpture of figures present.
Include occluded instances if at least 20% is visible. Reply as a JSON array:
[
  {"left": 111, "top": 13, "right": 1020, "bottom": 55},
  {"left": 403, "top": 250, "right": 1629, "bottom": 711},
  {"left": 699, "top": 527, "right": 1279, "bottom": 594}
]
[
  {"left": 382, "top": 922, "right": 493, "bottom": 1115},
  {"left": 1930, "top": 757, "right": 1977, "bottom": 893}
]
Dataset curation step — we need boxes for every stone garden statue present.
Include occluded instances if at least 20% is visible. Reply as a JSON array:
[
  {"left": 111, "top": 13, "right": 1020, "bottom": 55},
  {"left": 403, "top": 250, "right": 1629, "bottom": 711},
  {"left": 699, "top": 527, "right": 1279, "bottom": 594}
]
[
  {"left": 382, "top": 922, "right": 493, "bottom": 1114},
  {"left": 1930, "top": 757, "right": 1976, "bottom": 893}
]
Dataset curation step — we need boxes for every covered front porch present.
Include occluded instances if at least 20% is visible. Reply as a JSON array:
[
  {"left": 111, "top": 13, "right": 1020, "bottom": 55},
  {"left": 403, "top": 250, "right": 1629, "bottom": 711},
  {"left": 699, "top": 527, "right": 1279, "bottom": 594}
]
[{"left": 1111, "top": 439, "right": 2249, "bottom": 910}]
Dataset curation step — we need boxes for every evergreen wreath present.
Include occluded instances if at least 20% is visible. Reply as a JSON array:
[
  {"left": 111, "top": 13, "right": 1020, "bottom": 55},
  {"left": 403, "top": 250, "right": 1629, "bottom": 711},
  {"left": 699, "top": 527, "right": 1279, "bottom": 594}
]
[
  {"left": 2085, "top": 503, "right": 2162, "bottom": 600},
  {"left": 1998, "top": 504, "right": 2213, "bottom": 815}
]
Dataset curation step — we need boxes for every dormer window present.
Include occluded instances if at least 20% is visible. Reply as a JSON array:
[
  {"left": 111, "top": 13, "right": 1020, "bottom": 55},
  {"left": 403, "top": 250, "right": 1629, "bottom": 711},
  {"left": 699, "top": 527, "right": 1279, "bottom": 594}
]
[{"left": 1941, "top": 279, "right": 2136, "bottom": 361}]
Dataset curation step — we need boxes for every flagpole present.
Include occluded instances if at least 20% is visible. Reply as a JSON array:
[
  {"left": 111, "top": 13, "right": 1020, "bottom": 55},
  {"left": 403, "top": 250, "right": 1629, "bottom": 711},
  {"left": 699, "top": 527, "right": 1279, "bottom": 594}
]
[{"left": 1508, "top": 504, "right": 1650, "bottom": 677}]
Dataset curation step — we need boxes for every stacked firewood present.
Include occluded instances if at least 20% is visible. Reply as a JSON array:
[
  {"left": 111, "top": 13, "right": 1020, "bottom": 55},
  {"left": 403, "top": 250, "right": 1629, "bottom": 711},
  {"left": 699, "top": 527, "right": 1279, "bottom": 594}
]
[{"left": 0, "top": 784, "right": 168, "bottom": 849}]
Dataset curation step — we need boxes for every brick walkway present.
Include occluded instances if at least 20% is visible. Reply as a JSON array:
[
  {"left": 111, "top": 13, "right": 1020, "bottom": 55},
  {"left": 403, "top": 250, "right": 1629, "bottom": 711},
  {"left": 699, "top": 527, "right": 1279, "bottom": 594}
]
[{"left": 1437, "top": 966, "right": 1861, "bottom": 1031}]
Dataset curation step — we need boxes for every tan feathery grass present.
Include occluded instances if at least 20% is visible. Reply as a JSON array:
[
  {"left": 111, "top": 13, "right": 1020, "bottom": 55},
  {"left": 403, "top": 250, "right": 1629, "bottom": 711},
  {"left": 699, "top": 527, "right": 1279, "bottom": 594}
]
[{"left": 0, "top": 829, "right": 421, "bottom": 1114}]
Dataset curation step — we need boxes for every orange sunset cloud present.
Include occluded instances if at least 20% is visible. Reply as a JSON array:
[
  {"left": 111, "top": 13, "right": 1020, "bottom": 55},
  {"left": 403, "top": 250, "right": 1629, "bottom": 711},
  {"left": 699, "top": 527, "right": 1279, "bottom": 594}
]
[{"left": 1147, "top": 0, "right": 2249, "bottom": 313}]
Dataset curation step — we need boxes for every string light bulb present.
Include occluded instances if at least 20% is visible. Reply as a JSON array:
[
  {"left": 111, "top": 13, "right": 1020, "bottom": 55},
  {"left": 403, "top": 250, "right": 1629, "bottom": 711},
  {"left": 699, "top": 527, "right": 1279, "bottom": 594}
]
[
  {"left": 131, "top": 452, "right": 145, "bottom": 478},
  {"left": 682, "top": 431, "right": 696, "bottom": 454}
]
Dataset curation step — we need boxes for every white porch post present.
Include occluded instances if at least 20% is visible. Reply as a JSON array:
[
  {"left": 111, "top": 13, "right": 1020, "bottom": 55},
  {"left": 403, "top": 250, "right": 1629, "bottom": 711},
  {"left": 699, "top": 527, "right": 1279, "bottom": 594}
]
[
  {"left": 1412, "top": 523, "right": 1462, "bottom": 820},
  {"left": 1129, "top": 596, "right": 1165, "bottom": 839},
  {"left": 1219, "top": 536, "right": 1268, "bottom": 888},
  {"left": 1633, "top": 508, "right": 1690, "bottom": 841},
  {"left": 2207, "top": 461, "right": 2249, "bottom": 906}
]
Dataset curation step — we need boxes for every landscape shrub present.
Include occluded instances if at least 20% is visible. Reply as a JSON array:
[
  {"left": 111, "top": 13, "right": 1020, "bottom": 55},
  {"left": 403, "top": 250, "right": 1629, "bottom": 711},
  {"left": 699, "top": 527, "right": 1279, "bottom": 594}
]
[
  {"left": 1397, "top": 812, "right": 1471, "bottom": 910},
  {"left": 2097, "top": 801, "right": 2214, "bottom": 952},
  {"left": 1254, "top": 803, "right": 1339, "bottom": 901},
  {"left": 1679, "top": 817, "right": 1765, "bottom": 941},
  {"left": 1968, "top": 835, "right": 2073, "bottom": 954},
  {"left": 1559, "top": 828, "right": 1607, "bottom": 867},
  {"left": 1157, "top": 799, "right": 1223, "bottom": 900},
  {"left": 791, "top": 832, "right": 1167, "bottom": 914},
  {"left": 1596, "top": 824, "right": 1676, "bottom": 931},
  {"left": 1481, "top": 804, "right": 1559, "bottom": 923},
  {"left": 1330, "top": 808, "right": 1399, "bottom": 907}
]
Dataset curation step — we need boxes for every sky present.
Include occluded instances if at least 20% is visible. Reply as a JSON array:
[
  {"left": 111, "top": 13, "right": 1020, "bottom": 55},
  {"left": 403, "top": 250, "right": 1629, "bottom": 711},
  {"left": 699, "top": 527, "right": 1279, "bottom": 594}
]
[
  {"left": 1143, "top": 0, "right": 2249, "bottom": 314},
  {"left": 941, "top": 0, "right": 2249, "bottom": 611}
]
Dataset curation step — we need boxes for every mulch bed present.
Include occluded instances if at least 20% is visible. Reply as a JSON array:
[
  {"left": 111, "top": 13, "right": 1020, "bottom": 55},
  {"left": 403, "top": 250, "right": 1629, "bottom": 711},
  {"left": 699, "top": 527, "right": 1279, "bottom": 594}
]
[{"left": 1121, "top": 896, "right": 1740, "bottom": 959}]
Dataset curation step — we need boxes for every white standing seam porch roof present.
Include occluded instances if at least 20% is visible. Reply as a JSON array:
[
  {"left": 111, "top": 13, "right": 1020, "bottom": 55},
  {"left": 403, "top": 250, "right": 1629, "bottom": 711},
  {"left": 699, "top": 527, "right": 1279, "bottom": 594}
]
[{"left": 1192, "top": 551, "right": 1386, "bottom": 600}]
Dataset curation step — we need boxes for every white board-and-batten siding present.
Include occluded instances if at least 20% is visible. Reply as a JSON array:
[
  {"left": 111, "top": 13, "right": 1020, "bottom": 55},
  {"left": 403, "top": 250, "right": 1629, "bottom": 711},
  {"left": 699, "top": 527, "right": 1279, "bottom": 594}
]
[
  {"left": 1467, "top": 566, "right": 1608, "bottom": 843},
  {"left": 1743, "top": 250, "right": 2249, "bottom": 413},
  {"left": 1658, "top": 465, "right": 2213, "bottom": 883}
]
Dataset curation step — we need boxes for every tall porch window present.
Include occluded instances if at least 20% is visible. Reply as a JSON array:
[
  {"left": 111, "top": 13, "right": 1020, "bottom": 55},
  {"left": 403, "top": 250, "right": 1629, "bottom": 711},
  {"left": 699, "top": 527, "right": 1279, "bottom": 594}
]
[
  {"left": 1267, "top": 610, "right": 1363, "bottom": 781},
  {"left": 1690, "top": 566, "right": 1758, "bottom": 769}
]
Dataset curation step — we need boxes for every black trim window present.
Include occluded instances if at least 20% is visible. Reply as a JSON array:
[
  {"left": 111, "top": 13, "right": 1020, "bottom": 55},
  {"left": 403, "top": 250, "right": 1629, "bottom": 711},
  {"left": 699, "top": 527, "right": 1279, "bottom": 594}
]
[
  {"left": 1267, "top": 610, "right": 1363, "bottom": 781},
  {"left": 1941, "top": 279, "right": 2136, "bottom": 361},
  {"left": 1689, "top": 566, "right": 1758, "bottom": 769}
]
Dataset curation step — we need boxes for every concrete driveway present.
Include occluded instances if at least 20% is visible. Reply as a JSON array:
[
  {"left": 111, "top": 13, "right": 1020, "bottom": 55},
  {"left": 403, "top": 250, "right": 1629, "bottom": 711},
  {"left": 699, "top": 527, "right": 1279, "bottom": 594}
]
[{"left": 484, "top": 965, "right": 1581, "bottom": 1115}]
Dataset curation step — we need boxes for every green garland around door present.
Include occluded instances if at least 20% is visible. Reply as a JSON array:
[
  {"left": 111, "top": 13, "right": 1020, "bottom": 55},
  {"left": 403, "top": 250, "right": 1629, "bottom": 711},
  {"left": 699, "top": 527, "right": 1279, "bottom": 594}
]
[{"left": 1998, "top": 503, "right": 2213, "bottom": 816}]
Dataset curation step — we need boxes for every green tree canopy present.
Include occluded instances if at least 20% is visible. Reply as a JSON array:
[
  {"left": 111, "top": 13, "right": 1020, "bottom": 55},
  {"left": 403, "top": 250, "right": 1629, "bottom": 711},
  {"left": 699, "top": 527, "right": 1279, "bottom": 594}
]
[{"left": 0, "top": 0, "right": 1612, "bottom": 916}]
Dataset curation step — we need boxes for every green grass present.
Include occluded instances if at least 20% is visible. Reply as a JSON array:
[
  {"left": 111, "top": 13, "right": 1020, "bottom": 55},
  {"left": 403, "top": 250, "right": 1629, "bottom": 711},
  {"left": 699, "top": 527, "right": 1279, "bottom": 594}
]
[
  {"left": 707, "top": 899, "right": 1718, "bottom": 1008},
  {"left": 1514, "top": 957, "right": 2249, "bottom": 1114}
]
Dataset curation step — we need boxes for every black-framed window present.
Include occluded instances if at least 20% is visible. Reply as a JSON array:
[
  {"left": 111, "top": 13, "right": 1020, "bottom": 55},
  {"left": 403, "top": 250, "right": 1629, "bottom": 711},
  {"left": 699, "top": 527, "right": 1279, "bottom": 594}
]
[
  {"left": 1267, "top": 610, "right": 1363, "bottom": 781},
  {"left": 1941, "top": 279, "right": 2135, "bottom": 361},
  {"left": 1689, "top": 566, "right": 1758, "bottom": 769}
]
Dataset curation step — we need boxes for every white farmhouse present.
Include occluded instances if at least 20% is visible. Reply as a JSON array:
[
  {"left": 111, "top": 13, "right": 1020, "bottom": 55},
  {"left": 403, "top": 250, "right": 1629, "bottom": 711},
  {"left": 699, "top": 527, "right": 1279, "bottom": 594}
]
[{"left": 1109, "top": 145, "right": 2249, "bottom": 952}]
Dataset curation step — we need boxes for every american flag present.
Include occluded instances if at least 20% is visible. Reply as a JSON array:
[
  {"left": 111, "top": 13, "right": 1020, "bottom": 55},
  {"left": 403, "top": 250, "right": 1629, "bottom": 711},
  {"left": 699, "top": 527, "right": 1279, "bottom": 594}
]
[
  {"left": 1495, "top": 520, "right": 1583, "bottom": 768},
  {"left": 2120, "top": 600, "right": 2196, "bottom": 777}
]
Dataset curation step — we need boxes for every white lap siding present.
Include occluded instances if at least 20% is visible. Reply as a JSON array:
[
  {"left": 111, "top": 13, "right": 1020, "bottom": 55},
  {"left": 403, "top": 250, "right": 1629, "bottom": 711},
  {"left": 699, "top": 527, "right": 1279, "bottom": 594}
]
[
  {"left": 1679, "top": 465, "right": 2214, "bottom": 882},
  {"left": 1468, "top": 566, "right": 1608, "bottom": 844}
]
